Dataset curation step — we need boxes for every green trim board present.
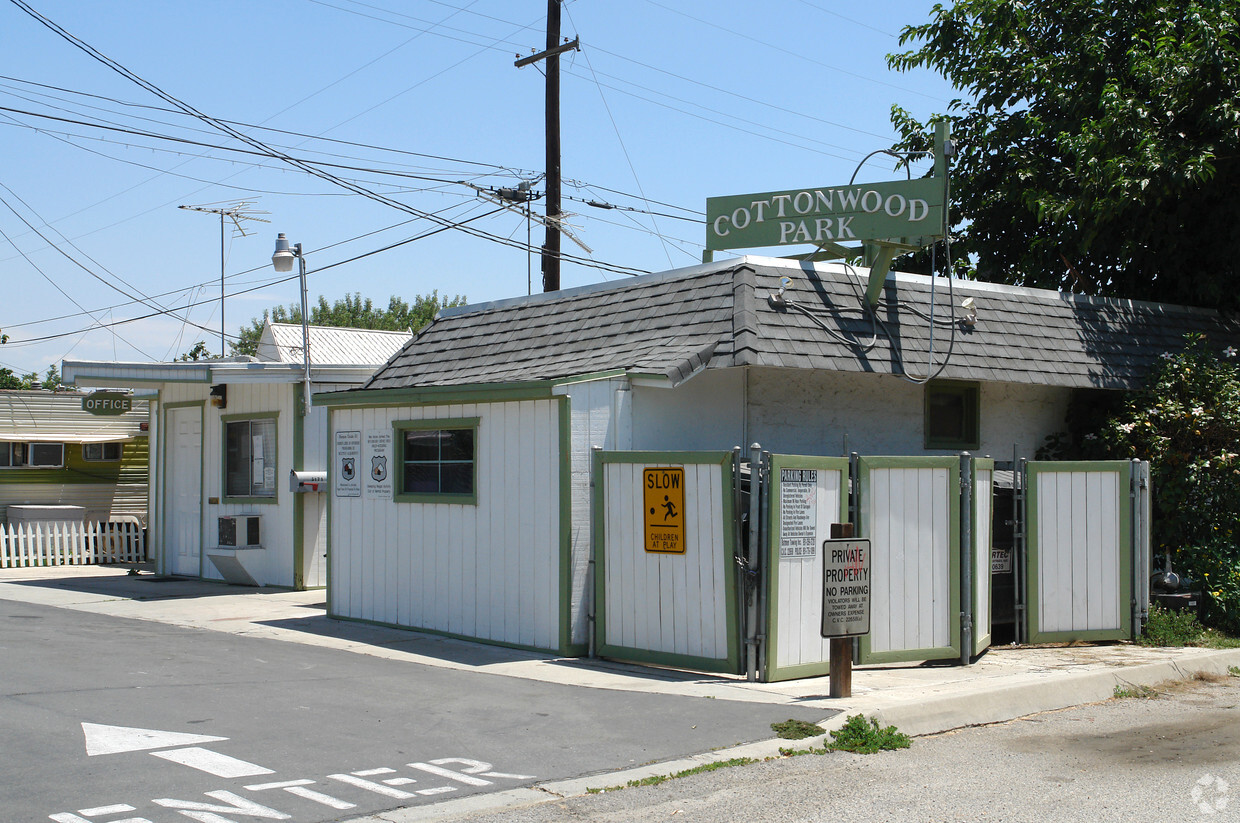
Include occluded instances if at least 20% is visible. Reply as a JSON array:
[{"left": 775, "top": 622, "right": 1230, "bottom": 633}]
[
  {"left": 1025, "top": 460, "right": 1133, "bottom": 644},
  {"left": 219, "top": 410, "right": 280, "bottom": 505},
  {"left": 159, "top": 400, "right": 206, "bottom": 579},
  {"left": 763, "top": 454, "right": 850, "bottom": 683},
  {"left": 325, "top": 613, "right": 563, "bottom": 656},
  {"left": 391, "top": 417, "right": 481, "bottom": 505},
  {"left": 314, "top": 381, "right": 557, "bottom": 408},
  {"left": 856, "top": 455, "right": 962, "bottom": 665},
  {"left": 592, "top": 449, "right": 741, "bottom": 674},
  {"left": 972, "top": 457, "right": 995, "bottom": 657}
]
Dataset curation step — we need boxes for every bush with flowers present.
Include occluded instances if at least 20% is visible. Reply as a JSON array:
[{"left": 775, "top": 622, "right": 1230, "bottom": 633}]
[{"left": 1087, "top": 333, "right": 1240, "bottom": 634}]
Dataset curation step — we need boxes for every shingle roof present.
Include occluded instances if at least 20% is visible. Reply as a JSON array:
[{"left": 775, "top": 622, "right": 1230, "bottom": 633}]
[
  {"left": 260, "top": 323, "right": 411, "bottom": 367},
  {"left": 363, "top": 257, "right": 1240, "bottom": 391}
]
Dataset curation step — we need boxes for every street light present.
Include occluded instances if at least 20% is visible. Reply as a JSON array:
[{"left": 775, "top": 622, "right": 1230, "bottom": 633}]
[{"left": 271, "top": 233, "right": 312, "bottom": 416}]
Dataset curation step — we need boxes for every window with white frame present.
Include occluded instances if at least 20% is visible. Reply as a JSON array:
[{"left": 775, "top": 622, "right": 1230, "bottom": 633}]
[
  {"left": 82, "top": 442, "right": 124, "bottom": 461},
  {"left": 0, "top": 442, "right": 65, "bottom": 468},
  {"left": 224, "top": 417, "right": 277, "bottom": 499}
]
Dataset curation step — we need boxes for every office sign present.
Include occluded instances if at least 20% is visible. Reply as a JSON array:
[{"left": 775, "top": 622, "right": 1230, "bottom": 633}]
[{"left": 82, "top": 392, "right": 132, "bottom": 416}]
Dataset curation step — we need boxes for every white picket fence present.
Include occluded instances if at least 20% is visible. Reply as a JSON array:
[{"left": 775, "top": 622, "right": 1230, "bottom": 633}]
[{"left": 0, "top": 520, "right": 146, "bottom": 568}]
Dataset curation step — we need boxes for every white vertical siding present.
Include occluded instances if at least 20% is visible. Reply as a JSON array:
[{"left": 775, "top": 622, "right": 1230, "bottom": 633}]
[
  {"left": 600, "top": 461, "right": 731, "bottom": 661},
  {"left": 1036, "top": 469, "right": 1123, "bottom": 633},
  {"left": 565, "top": 379, "right": 629, "bottom": 646},
  {"left": 329, "top": 399, "right": 562, "bottom": 651},
  {"left": 867, "top": 466, "right": 952, "bottom": 654},
  {"left": 973, "top": 468, "right": 992, "bottom": 649},
  {"left": 774, "top": 466, "right": 845, "bottom": 669}
]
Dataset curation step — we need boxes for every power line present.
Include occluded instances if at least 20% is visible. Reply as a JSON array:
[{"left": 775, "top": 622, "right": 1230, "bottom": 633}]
[{"left": 7, "top": 2, "right": 649, "bottom": 277}]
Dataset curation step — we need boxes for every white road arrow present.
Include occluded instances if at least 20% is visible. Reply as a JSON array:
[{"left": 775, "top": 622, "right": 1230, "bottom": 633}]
[{"left": 82, "top": 723, "right": 274, "bottom": 778}]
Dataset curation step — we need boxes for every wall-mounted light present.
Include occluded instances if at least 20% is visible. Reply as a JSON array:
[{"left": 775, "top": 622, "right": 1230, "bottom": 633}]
[
  {"left": 961, "top": 296, "right": 977, "bottom": 327},
  {"left": 209, "top": 384, "right": 227, "bottom": 409}
]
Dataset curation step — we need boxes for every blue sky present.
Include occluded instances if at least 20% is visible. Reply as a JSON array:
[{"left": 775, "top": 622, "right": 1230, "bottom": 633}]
[{"left": 0, "top": 0, "right": 956, "bottom": 377}]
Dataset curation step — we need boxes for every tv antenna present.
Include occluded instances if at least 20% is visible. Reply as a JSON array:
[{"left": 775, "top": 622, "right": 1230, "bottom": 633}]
[{"left": 179, "top": 201, "right": 270, "bottom": 357}]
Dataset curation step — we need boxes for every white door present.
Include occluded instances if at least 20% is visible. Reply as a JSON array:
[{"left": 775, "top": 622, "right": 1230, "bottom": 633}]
[{"left": 166, "top": 406, "right": 203, "bottom": 577}]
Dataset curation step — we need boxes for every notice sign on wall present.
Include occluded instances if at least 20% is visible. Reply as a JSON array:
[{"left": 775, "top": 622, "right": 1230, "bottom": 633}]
[
  {"left": 778, "top": 468, "right": 818, "bottom": 558},
  {"left": 335, "top": 430, "right": 361, "bottom": 498},
  {"left": 643, "top": 467, "right": 685, "bottom": 554},
  {"left": 821, "top": 538, "right": 871, "bottom": 638},
  {"left": 365, "top": 429, "right": 392, "bottom": 499}
]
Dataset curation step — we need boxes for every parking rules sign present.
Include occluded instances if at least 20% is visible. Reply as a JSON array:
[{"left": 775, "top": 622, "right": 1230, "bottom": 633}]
[{"left": 643, "top": 467, "right": 685, "bottom": 554}]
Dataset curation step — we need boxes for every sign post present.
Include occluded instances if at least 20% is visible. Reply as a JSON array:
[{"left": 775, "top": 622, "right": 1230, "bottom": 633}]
[{"left": 822, "top": 523, "right": 870, "bottom": 698}]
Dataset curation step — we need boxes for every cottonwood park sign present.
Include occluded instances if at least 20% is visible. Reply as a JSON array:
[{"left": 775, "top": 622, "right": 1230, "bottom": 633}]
[{"left": 704, "top": 122, "right": 950, "bottom": 307}]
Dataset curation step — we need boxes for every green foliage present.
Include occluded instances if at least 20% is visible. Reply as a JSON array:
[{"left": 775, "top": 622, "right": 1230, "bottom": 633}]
[
  {"left": 888, "top": 1, "right": 1240, "bottom": 311},
  {"left": 1140, "top": 603, "right": 1206, "bottom": 647},
  {"left": 1113, "top": 683, "right": 1159, "bottom": 699},
  {"left": 825, "top": 714, "right": 910, "bottom": 754},
  {"left": 770, "top": 719, "right": 825, "bottom": 740},
  {"left": 1094, "top": 334, "right": 1240, "bottom": 634},
  {"left": 0, "top": 368, "right": 22, "bottom": 389},
  {"left": 178, "top": 341, "right": 215, "bottom": 362},
  {"left": 231, "top": 291, "right": 465, "bottom": 356},
  {"left": 0, "top": 366, "right": 63, "bottom": 390}
]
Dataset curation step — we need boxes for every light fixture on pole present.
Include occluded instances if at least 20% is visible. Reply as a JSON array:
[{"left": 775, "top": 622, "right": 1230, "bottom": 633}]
[{"left": 271, "top": 233, "right": 312, "bottom": 416}]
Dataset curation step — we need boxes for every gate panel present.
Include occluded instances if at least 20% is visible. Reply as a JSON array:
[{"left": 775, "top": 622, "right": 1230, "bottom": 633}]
[
  {"left": 763, "top": 455, "right": 850, "bottom": 682},
  {"left": 593, "top": 451, "right": 740, "bottom": 673},
  {"left": 972, "top": 459, "right": 994, "bottom": 656},
  {"left": 1026, "top": 461, "right": 1132, "bottom": 642},
  {"left": 858, "top": 456, "right": 961, "bottom": 664}
]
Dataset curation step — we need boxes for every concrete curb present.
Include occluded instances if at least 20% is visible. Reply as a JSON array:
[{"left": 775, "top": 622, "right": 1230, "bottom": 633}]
[{"left": 344, "top": 648, "right": 1240, "bottom": 822}]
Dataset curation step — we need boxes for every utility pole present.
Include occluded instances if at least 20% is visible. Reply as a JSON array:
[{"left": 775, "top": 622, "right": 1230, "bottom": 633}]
[{"left": 515, "top": 0, "right": 579, "bottom": 292}]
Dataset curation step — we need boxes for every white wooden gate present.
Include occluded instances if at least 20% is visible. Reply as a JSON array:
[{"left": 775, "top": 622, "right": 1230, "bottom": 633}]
[
  {"left": 1025, "top": 460, "right": 1143, "bottom": 642},
  {"left": 762, "top": 455, "right": 850, "bottom": 682},
  {"left": 592, "top": 450, "right": 740, "bottom": 673},
  {"left": 857, "top": 456, "right": 962, "bottom": 664}
]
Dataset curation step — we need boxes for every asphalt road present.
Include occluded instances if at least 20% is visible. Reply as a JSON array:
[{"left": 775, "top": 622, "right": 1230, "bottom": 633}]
[
  {"left": 0, "top": 596, "right": 828, "bottom": 823},
  {"left": 447, "top": 675, "right": 1240, "bottom": 823}
]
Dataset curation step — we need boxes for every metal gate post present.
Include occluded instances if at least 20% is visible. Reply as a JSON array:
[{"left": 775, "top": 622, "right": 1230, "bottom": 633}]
[
  {"left": 959, "top": 453, "right": 973, "bottom": 665},
  {"left": 1131, "top": 458, "right": 1150, "bottom": 641},
  {"left": 1014, "top": 455, "right": 1028, "bottom": 645},
  {"left": 745, "top": 443, "right": 763, "bottom": 682}
]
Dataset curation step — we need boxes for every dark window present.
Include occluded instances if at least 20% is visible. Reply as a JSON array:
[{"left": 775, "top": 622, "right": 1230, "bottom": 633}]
[
  {"left": 401, "top": 427, "right": 475, "bottom": 497},
  {"left": 225, "top": 418, "right": 277, "bottom": 498},
  {"left": 83, "top": 442, "right": 123, "bottom": 461},
  {"left": 925, "top": 382, "right": 980, "bottom": 450}
]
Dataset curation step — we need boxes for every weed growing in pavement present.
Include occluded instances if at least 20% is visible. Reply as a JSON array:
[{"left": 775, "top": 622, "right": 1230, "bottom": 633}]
[
  {"left": 1228, "top": 665, "right": 1240, "bottom": 677},
  {"left": 770, "top": 719, "right": 825, "bottom": 740},
  {"left": 585, "top": 758, "right": 759, "bottom": 793},
  {"left": 824, "top": 714, "right": 911, "bottom": 754},
  {"left": 1113, "top": 683, "right": 1159, "bottom": 699}
]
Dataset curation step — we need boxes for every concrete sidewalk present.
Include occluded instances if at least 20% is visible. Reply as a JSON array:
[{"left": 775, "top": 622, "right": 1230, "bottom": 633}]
[{"left": 5, "top": 564, "right": 1239, "bottom": 821}]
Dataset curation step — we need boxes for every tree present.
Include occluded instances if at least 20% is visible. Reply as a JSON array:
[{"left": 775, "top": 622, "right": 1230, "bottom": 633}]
[
  {"left": 178, "top": 341, "right": 214, "bottom": 361},
  {"left": 0, "top": 368, "right": 21, "bottom": 389},
  {"left": 1087, "top": 334, "right": 1240, "bottom": 633},
  {"left": 231, "top": 292, "right": 465, "bottom": 357},
  {"left": 888, "top": 1, "right": 1240, "bottom": 311}
]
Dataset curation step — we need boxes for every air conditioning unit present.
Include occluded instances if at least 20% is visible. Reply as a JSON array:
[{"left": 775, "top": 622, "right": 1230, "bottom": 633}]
[{"left": 218, "top": 515, "right": 261, "bottom": 549}]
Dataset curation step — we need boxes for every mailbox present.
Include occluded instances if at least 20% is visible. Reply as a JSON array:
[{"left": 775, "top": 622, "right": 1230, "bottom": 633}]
[{"left": 289, "top": 470, "right": 328, "bottom": 493}]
